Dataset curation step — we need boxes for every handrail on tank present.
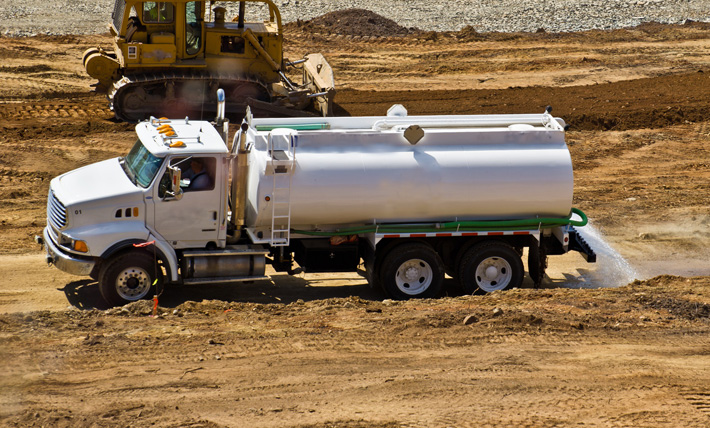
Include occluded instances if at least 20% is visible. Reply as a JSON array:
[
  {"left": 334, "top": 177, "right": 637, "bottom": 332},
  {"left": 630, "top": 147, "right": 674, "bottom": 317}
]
[{"left": 371, "top": 115, "right": 565, "bottom": 131}]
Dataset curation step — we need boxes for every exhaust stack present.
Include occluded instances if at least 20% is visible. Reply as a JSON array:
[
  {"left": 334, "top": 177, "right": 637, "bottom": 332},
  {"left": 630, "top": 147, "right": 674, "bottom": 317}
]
[
  {"left": 230, "top": 121, "right": 250, "bottom": 233},
  {"left": 215, "top": 88, "right": 229, "bottom": 145}
]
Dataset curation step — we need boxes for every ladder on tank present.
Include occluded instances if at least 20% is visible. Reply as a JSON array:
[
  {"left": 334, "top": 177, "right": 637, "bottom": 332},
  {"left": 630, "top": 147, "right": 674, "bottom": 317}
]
[{"left": 267, "top": 130, "right": 296, "bottom": 246}]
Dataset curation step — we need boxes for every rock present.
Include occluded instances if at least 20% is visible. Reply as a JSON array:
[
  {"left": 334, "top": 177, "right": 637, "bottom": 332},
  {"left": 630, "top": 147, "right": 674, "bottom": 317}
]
[
  {"left": 492, "top": 307, "right": 504, "bottom": 317},
  {"left": 463, "top": 315, "right": 478, "bottom": 325}
]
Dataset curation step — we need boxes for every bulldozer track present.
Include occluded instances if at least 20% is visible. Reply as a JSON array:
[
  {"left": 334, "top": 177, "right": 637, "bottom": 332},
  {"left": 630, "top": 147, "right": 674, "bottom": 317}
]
[{"left": 109, "top": 71, "right": 270, "bottom": 122}]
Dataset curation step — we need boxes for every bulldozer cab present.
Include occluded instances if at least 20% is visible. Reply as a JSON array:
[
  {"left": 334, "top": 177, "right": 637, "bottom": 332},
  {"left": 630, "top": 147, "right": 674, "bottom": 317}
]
[
  {"left": 87, "top": 0, "right": 334, "bottom": 120},
  {"left": 110, "top": 0, "right": 282, "bottom": 74}
]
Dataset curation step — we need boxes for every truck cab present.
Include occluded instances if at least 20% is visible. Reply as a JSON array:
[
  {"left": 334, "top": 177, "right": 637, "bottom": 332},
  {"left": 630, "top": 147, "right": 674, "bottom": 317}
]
[{"left": 42, "top": 116, "right": 234, "bottom": 305}]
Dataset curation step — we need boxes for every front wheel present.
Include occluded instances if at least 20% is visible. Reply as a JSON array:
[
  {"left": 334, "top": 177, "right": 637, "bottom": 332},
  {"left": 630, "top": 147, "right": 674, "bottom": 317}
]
[
  {"left": 99, "top": 252, "right": 162, "bottom": 307},
  {"left": 458, "top": 242, "right": 524, "bottom": 294},
  {"left": 379, "top": 243, "right": 444, "bottom": 300}
]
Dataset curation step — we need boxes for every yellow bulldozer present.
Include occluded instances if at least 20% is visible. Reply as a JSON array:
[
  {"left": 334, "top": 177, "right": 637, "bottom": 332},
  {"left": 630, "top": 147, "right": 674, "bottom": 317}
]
[{"left": 84, "top": 0, "right": 335, "bottom": 121}]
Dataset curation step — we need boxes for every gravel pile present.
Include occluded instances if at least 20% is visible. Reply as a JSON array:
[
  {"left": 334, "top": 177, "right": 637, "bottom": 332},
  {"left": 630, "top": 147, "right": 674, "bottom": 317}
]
[{"left": 0, "top": 0, "right": 708, "bottom": 37}]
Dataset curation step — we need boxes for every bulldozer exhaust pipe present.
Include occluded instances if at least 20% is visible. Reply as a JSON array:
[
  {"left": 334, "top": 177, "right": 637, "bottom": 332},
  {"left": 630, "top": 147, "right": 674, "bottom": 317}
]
[{"left": 238, "top": 2, "right": 246, "bottom": 28}]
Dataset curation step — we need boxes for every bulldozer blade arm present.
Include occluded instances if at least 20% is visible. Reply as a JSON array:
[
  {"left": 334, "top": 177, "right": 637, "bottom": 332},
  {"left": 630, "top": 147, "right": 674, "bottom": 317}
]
[
  {"left": 246, "top": 98, "right": 319, "bottom": 118},
  {"left": 302, "top": 53, "right": 335, "bottom": 117}
]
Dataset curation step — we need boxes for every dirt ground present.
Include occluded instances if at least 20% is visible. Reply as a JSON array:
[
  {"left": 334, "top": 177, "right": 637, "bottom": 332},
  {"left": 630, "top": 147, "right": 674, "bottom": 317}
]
[{"left": 1, "top": 16, "right": 709, "bottom": 427}]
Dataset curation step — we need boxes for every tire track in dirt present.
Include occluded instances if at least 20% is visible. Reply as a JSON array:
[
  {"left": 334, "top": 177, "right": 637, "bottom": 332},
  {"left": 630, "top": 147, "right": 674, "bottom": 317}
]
[
  {"left": 681, "top": 391, "right": 710, "bottom": 417},
  {"left": 0, "top": 100, "right": 110, "bottom": 120},
  {"left": 0, "top": 168, "right": 53, "bottom": 181}
]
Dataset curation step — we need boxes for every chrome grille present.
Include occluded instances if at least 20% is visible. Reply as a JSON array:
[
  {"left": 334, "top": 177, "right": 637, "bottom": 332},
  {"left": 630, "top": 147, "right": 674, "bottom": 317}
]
[{"left": 48, "top": 190, "right": 67, "bottom": 230}]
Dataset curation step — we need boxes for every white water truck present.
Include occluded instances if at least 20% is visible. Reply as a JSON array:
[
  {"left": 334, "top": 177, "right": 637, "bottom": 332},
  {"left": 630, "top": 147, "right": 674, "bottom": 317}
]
[{"left": 38, "top": 91, "right": 596, "bottom": 306}]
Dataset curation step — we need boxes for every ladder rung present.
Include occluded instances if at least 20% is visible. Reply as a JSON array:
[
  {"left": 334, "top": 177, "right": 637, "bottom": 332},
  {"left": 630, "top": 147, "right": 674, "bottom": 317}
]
[{"left": 271, "top": 159, "right": 292, "bottom": 246}]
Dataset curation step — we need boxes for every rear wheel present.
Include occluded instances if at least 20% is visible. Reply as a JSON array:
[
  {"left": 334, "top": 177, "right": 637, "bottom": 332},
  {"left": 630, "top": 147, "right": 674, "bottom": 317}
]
[
  {"left": 458, "top": 242, "right": 523, "bottom": 294},
  {"left": 380, "top": 243, "right": 444, "bottom": 300},
  {"left": 99, "top": 252, "right": 162, "bottom": 307}
]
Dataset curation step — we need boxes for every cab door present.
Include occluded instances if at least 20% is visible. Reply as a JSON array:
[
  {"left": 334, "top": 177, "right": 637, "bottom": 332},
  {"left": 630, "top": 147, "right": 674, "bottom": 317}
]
[
  {"left": 183, "top": 1, "right": 204, "bottom": 58},
  {"left": 150, "top": 155, "right": 220, "bottom": 248}
]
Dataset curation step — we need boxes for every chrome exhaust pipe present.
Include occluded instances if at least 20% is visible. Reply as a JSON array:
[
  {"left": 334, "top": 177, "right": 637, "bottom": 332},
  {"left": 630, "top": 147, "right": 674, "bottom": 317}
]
[
  {"left": 216, "top": 88, "right": 226, "bottom": 122},
  {"left": 215, "top": 88, "right": 229, "bottom": 146}
]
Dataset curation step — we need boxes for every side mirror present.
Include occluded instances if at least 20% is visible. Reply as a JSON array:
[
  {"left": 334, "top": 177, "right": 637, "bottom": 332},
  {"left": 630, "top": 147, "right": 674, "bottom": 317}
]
[{"left": 164, "top": 165, "right": 183, "bottom": 201}]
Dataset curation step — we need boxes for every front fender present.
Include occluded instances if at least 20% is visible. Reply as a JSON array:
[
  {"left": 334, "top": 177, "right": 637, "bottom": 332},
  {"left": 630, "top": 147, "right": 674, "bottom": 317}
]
[
  {"left": 68, "top": 220, "right": 150, "bottom": 257},
  {"left": 100, "top": 237, "right": 179, "bottom": 283}
]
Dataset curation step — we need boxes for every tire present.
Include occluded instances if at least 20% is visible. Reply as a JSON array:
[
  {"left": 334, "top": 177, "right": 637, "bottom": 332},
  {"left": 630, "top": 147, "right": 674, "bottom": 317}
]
[
  {"left": 99, "top": 252, "right": 162, "bottom": 307},
  {"left": 379, "top": 243, "right": 444, "bottom": 300},
  {"left": 458, "top": 241, "right": 524, "bottom": 294}
]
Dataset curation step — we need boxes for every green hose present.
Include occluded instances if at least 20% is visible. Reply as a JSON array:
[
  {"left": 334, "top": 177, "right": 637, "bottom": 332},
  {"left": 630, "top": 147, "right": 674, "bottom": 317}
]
[{"left": 292, "top": 207, "right": 588, "bottom": 237}]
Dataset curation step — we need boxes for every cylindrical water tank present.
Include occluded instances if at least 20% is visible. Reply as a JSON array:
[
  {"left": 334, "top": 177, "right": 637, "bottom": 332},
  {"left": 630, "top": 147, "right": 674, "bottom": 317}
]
[{"left": 244, "top": 124, "right": 573, "bottom": 229}]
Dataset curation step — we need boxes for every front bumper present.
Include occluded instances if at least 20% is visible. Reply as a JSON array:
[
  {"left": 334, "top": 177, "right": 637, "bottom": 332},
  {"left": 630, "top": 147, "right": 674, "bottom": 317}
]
[{"left": 42, "top": 227, "right": 96, "bottom": 276}]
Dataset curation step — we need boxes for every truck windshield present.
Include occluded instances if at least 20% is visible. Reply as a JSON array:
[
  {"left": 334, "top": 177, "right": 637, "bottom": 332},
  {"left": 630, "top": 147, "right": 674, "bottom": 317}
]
[{"left": 121, "top": 140, "right": 164, "bottom": 188}]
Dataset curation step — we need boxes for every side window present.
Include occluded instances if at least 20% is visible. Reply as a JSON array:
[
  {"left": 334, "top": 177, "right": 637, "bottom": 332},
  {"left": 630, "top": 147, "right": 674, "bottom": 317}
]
[
  {"left": 185, "top": 1, "right": 202, "bottom": 55},
  {"left": 177, "top": 157, "right": 215, "bottom": 192},
  {"left": 143, "top": 2, "right": 174, "bottom": 24},
  {"left": 158, "top": 157, "right": 215, "bottom": 198}
]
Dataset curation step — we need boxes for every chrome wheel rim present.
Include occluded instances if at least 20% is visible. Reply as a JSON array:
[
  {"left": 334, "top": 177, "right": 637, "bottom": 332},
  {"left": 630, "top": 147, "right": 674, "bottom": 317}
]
[
  {"left": 395, "top": 259, "right": 433, "bottom": 296},
  {"left": 115, "top": 266, "right": 151, "bottom": 301},
  {"left": 475, "top": 256, "right": 512, "bottom": 292}
]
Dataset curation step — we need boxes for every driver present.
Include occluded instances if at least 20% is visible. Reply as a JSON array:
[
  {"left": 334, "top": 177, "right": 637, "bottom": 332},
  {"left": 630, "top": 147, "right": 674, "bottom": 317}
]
[{"left": 182, "top": 158, "right": 211, "bottom": 191}]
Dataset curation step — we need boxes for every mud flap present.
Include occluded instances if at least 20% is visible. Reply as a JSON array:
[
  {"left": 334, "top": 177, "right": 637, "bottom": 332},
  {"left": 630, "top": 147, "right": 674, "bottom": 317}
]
[{"left": 528, "top": 242, "right": 548, "bottom": 288}]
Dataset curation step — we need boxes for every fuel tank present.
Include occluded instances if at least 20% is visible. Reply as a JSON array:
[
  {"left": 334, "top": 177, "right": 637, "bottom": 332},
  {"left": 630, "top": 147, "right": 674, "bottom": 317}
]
[{"left": 242, "top": 112, "right": 574, "bottom": 231}]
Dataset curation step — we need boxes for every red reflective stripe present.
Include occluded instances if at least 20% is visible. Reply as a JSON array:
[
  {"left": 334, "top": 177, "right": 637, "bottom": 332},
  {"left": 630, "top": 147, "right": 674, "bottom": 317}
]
[
  {"left": 383, "top": 234, "right": 399, "bottom": 239},
  {"left": 462, "top": 232, "right": 478, "bottom": 236},
  {"left": 410, "top": 234, "right": 426, "bottom": 238},
  {"left": 489, "top": 232, "right": 504, "bottom": 236},
  {"left": 513, "top": 231, "right": 530, "bottom": 235},
  {"left": 436, "top": 233, "right": 452, "bottom": 237}
]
